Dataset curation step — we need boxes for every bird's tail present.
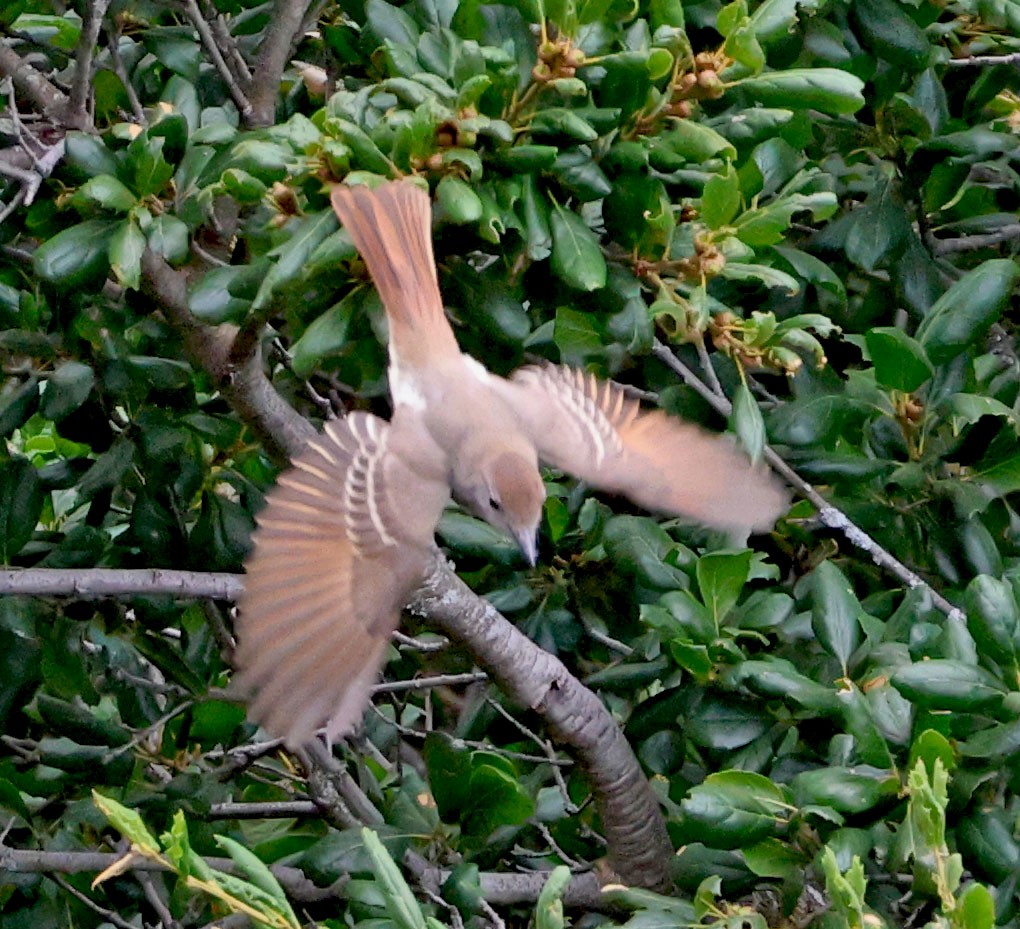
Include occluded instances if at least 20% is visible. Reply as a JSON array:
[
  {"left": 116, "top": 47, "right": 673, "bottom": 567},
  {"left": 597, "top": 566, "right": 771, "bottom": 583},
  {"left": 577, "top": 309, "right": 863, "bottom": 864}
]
[{"left": 331, "top": 181, "right": 458, "bottom": 359}]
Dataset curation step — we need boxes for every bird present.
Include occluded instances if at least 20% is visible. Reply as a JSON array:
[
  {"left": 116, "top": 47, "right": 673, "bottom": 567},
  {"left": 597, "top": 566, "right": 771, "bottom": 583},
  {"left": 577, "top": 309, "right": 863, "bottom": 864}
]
[{"left": 234, "top": 179, "right": 788, "bottom": 748}]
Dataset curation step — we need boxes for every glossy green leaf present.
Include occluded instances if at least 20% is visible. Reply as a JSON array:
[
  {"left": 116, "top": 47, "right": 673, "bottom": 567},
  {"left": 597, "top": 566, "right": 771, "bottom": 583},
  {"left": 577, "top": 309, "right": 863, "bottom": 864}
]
[
  {"left": 0, "top": 457, "right": 43, "bottom": 563},
  {"left": 916, "top": 259, "right": 1020, "bottom": 364},
  {"left": 736, "top": 68, "right": 866, "bottom": 115},
  {"left": 810, "top": 561, "right": 864, "bottom": 672},
  {"left": 40, "top": 361, "right": 94, "bottom": 422},
  {"left": 33, "top": 220, "right": 116, "bottom": 286},
  {"left": 891, "top": 659, "right": 1006, "bottom": 711},
  {"left": 109, "top": 220, "right": 146, "bottom": 290},
  {"left": 865, "top": 327, "right": 933, "bottom": 393},
  {"left": 549, "top": 203, "right": 606, "bottom": 291}
]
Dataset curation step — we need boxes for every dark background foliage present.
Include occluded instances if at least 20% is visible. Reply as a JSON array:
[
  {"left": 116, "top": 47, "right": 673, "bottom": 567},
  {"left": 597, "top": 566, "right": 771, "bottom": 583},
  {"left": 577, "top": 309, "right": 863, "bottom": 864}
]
[{"left": 1, "top": 0, "right": 1019, "bottom": 925}]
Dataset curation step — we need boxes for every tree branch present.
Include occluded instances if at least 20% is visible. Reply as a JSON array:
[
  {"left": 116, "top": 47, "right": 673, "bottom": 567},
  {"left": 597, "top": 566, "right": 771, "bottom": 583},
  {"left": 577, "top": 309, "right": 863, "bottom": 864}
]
[
  {"left": 0, "top": 847, "right": 341, "bottom": 903},
  {"left": 948, "top": 51, "right": 1020, "bottom": 67},
  {"left": 0, "top": 567, "right": 242, "bottom": 599},
  {"left": 182, "top": 0, "right": 254, "bottom": 123},
  {"left": 414, "top": 552, "right": 673, "bottom": 890},
  {"left": 68, "top": 0, "right": 112, "bottom": 124},
  {"left": 931, "top": 223, "right": 1020, "bottom": 255},
  {"left": 0, "top": 41, "right": 85, "bottom": 128},
  {"left": 246, "top": 0, "right": 313, "bottom": 127}
]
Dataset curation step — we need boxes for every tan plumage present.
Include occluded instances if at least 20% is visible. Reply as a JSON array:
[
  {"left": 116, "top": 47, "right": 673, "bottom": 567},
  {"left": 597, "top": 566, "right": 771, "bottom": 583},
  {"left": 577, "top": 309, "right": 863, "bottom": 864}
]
[{"left": 236, "top": 179, "right": 788, "bottom": 748}]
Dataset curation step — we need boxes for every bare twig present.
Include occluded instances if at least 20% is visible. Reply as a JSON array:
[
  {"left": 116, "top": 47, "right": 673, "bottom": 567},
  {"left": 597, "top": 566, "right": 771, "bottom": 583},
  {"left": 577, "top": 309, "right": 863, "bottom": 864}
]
[
  {"left": 948, "top": 51, "right": 1020, "bottom": 67},
  {"left": 182, "top": 0, "right": 254, "bottom": 122},
  {"left": 105, "top": 31, "right": 145, "bottom": 122},
  {"left": 650, "top": 340, "right": 967, "bottom": 623},
  {"left": 134, "top": 870, "right": 179, "bottom": 929},
  {"left": 372, "top": 671, "right": 489, "bottom": 694},
  {"left": 208, "top": 800, "right": 318, "bottom": 818},
  {"left": 52, "top": 874, "right": 138, "bottom": 929},
  {"left": 199, "top": 0, "right": 251, "bottom": 84},
  {"left": 931, "top": 223, "right": 1020, "bottom": 255},
  {"left": 69, "top": 0, "right": 112, "bottom": 123}
]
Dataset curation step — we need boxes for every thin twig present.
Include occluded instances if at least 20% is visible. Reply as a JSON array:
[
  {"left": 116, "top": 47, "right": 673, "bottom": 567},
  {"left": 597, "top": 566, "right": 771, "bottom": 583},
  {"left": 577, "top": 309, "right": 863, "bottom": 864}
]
[
  {"left": 105, "top": 31, "right": 145, "bottom": 122},
  {"left": 392, "top": 630, "right": 450, "bottom": 652},
  {"left": 372, "top": 671, "right": 489, "bottom": 694},
  {"left": 104, "top": 700, "right": 195, "bottom": 761},
  {"left": 931, "top": 223, "right": 1020, "bottom": 255},
  {"left": 650, "top": 340, "right": 967, "bottom": 623},
  {"left": 208, "top": 800, "right": 318, "bottom": 818},
  {"left": 51, "top": 874, "right": 137, "bottom": 929},
  {"left": 182, "top": 0, "right": 254, "bottom": 121},
  {"left": 135, "top": 870, "right": 179, "bottom": 929},
  {"left": 199, "top": 0, "right": 251, "bottom": 83},
  {"left": 486, "top": 698, "right": 579, "bottom": 813},
  {"left": 947, "top": 51, "right": 1020, "bottom": 66},
  {"left": 69, "top": 0, "right": 112, "bottom": 122}
]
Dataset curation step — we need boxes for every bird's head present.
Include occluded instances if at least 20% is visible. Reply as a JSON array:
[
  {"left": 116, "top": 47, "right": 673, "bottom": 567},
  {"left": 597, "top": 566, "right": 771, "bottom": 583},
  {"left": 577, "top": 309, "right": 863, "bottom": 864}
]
[{"left": 469, "top": 450, "right": 546, "bottom": 565}]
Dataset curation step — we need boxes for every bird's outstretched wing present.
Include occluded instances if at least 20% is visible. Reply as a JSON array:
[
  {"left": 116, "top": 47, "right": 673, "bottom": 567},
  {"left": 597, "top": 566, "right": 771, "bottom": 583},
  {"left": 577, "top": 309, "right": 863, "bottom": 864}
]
[
  {"left": 499, "top": 365, "right": 788, "bottom": 534},
  {"left": 235, "top": 412, "right": 449, "bottom": 748}
]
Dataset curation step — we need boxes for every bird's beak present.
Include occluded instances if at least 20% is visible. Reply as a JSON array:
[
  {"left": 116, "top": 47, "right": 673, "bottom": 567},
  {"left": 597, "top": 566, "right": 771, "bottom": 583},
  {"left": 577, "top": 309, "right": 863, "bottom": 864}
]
[{"left": 515, "top": 529, "right": 539, "bottom": 567}]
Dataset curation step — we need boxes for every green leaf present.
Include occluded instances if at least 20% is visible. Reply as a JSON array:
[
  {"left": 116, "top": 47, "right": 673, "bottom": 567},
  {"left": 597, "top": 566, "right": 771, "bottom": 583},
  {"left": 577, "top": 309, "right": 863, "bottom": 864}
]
[
  {"left": 810, "top": 561, "right": 864, "bottom": 672},
  {"left": 93, "top": 791, "right": 162, "bottom": 854},
  {"left": 700, "top": 167, "right": 741, "bottom": 229},
  {"left": 64, "top": 132, "right": 120, "bottom": 177},
  {"left": 697, "top": 550, "right": 752, "bottom": 625},
  {"left": 40, "top": 361, "right": 94, "bottom": 422},
  {"left": 146, "top": 214, "right": 190, "bottom": 264},
  {"left": 729, "top": 382, "right": 766, "bottom": 462},
  {"left": 74, "top": 174, "right": 137, "bottom": 212},
  {"left": 916, "top": 259, "right": 1020, "bottom": 364},
  {"left": 865, "top": 327, "right": 933, "bottom": 393},
  {"left": 536, "top": 866, "right": 571, "bottom": 929},
  {"left": 792, "top": 767, "right": 898, "bottom": 814},
  {"left": 851, "top": 0, "right": 930, "bottom": 71},
  {"left": 0, "top": 457, "right": 43, "bottom": 563},
  {"left": 436, "top": 175, "right": 483, "bottom": 224},
  {"left": 549, "top": 203, "right": 606, "bottom": 292},
  {"left": 109, "top": 220, "right": 146, "bottom": 290},
  {"left": 677, "top": 771, "right": 790, "bottom": 849},
  {"left": 736, "top": 68, "right": 866, "bottom": 115},
  {"left": 891, "top": 659, "right": 1006, "bottom": 711},
  {"left": 365, "top": 0, "right": 421, "bottom": 46},
  {"left": 33, "top": 220, "right": 117, "bottom": 286},
  {"left": 948, "top": 394, "right": 1020, "bottom": 436},
  {"left": 251, "top": 211, "right": 339, "bottom": 312},
  {"left": 214, "top": 835, "right": 298, "bottom": 923},
  {"left": 290, "top": 292, "right": 360, "bottom": 378}
]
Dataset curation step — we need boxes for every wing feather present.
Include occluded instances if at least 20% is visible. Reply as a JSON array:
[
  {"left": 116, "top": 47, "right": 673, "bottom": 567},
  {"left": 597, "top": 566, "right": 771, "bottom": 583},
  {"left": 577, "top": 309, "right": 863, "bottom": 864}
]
[
  {"left": 503, "top": 365, "right": 788, "bottom": 533},
  {"left": 235, "top": 412, "right": 449, "bottom": 748}
]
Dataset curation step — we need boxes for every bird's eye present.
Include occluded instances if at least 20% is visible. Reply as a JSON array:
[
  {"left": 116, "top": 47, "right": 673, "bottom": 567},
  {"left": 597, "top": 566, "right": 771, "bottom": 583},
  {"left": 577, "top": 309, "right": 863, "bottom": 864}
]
[{"left": 489, "top": 497, "right": 501, "bottom": 511}]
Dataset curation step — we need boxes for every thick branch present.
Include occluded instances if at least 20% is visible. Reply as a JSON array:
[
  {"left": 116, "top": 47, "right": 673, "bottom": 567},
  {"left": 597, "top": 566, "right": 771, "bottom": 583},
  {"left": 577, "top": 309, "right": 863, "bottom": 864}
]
[
  {"left": 0, "top": 567, "right": 242, "bottom": 599},
  {"left": 0, "top": 845, "right": 605, "bottom": 909},
  {"left": 414, "top": 553, "right": 673, "bottom": 890},
  {"left": 0, "top": 41, "right": 85, "bottom": 128},
  {"left": 246, "top": 0, "right": 313, "bottom": 127}
]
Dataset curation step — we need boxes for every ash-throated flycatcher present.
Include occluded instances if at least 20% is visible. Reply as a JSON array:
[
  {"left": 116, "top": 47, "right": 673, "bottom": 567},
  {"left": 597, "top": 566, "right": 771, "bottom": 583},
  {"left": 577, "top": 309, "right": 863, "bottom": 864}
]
[{"left": 235, "top": 181, "right": 787, "bottom": 746}]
